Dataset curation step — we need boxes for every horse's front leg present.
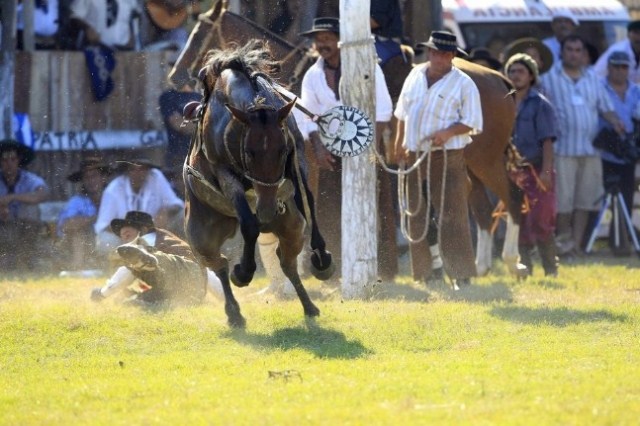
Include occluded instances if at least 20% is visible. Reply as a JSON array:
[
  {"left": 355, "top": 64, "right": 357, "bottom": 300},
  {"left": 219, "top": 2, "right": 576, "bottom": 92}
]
[
  {"left": 276, "top": 203, "right": 320, "bottom": 317},
  {"left": 230, "top": 194, "right": 260, "bottom": 287}
]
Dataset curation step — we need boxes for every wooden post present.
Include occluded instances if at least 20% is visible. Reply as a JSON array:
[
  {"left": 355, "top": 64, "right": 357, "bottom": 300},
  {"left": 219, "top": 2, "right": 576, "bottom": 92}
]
[
  {"left": 22, "top": 0, "right": 35, "bottom": 52},
  {"left": 0, "top": 0, "right": 17, "bottom": 139},
  {"left": 339, "top": 0, "right": 377, "bottom": 299}
]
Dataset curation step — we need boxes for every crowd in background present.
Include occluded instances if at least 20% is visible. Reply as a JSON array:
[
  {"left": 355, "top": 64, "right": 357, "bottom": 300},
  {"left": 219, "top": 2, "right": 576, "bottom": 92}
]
[{"left": 3, "top": 1, "right": 639, "bottom": 285}]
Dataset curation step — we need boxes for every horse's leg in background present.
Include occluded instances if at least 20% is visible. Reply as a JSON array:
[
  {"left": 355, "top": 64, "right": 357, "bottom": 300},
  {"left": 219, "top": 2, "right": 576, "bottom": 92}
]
[
  {"left": 468, "top": 171, "right": 495, "bottom": 276},
  {"left": 466, "top": 156, "right": 527, "bottom": 277},
  {"left": 274, "top": 200, "right": 320, "bottom": 317},
  {"left": 184, "top": 182, "right": 246, "bottom": 328}
]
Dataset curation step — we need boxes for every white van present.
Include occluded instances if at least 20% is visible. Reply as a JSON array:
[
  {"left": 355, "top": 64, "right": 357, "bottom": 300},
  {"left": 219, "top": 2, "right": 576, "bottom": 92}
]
[{"left": 442, "top": 0, "right": 630, "bottom": 59}]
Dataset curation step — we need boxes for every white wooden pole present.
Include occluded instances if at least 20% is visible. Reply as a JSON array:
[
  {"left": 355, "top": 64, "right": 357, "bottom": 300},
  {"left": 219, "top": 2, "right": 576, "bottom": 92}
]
[{"left": 339, "top": 0, "right": 378, "bottom": 299}]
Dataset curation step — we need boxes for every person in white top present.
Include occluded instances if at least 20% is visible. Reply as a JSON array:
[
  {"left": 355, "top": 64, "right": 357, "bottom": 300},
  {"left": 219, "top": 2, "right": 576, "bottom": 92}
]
[
  {"left": 69, "top": 0, "right": 140, "bottom": 49},
  {"left": 542, "top": 10, "right": 579, "bottom": 63},
  {"left": 594, "top": 20, "right": 640, "bottom": 84},
  {"left": 94, "top": 157, "right": 184, "bottom": 255},
  {"left": 393, "top": 30, "right": 483, "bottom": 288},
  {"left": 298, "top": 17, "right": 398, "bottom": 279}
]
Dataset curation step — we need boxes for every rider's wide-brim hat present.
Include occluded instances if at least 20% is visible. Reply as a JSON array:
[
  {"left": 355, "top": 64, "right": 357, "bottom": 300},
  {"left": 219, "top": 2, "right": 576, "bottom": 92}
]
[
  {"left": 0, "top": 139, "right": 35, "bottom": 167},
  {"left": 299, "top": 17, "right": 340, "bottom": 37},
  {"left": 110, "top": 211, "right": 155, "bottom": 235},
  {"left": 502, "top": 37, "right": 553, "bottom": 74}
]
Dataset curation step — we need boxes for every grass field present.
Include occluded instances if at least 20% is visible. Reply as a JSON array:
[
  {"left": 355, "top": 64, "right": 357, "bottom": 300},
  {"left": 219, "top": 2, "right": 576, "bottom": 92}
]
[{"left": 1, "top": 253, "right": 639, "bottom": 425}]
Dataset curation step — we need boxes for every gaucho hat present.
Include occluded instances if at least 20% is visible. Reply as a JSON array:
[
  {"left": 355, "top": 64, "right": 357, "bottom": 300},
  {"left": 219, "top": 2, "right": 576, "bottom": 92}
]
[
  {"left": 115, "top": 156, "right": 162, "bottom": 171},
  {"left": 502, "top": 37, "right": 553, "bottom": 74},
  {"left": 417, "top": 31, "right": 460, "bottom": 53},
  {"left": 300, "top": 17, "right": 340, "bottom": 37},
  {"left": 110, "top": 211, "right": 155, "bottom": 235}
]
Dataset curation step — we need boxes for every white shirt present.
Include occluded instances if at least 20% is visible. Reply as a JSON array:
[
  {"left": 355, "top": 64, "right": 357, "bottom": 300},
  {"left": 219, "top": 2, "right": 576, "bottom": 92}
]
[
  {"left": 17, "top": 0, "right": 59, "bottom": 36},
  {"left": 394, "top": 63, "right": 483, "bottom": 152},
  {"left": 299, "top": 57, "right": 393, "bottom": 139},
  {"left": 70, "top": 0, "right": 140, "bottom": 48},
  {"left": 94, "top": 168, "right": 184, "bottom": 233},
  {"left": 594, "top": 38, "right": 640, "bottom": 84}
]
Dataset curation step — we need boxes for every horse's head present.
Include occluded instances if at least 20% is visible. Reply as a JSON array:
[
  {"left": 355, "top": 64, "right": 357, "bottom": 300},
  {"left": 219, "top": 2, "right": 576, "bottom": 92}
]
[{"left": 226, "top": 98, "right": 296, "bottom": 224}]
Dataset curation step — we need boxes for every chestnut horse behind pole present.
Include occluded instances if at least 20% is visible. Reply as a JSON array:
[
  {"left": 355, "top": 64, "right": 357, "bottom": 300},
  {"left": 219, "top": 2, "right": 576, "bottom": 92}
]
[{"left": 184, "top": 41, "right": 333, "bottom": 328}]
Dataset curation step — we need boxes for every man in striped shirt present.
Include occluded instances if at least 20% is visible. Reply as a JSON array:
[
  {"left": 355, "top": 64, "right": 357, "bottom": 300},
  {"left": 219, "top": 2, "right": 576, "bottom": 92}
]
[
  {"left": 393, "top": 31, "right": 483, "bottom": 289},
  {"left": 540, "top": 35, "right": 625, "bottom": 258}
]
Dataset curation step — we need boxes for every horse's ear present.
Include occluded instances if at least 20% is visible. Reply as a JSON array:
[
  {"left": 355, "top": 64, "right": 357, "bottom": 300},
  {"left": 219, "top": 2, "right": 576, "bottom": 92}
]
[
  {"left": 277, "top": 99, "right": 297, "bottom": 124},
  {"left": 226, "top": 103, "right": 250, "bottom": 125}
]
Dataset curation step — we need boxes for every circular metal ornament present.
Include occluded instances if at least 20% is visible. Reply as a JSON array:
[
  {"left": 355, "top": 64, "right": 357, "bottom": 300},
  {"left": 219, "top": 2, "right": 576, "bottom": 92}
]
[{"left": 317, "top": 105, "right": 374, "bottom": 157}]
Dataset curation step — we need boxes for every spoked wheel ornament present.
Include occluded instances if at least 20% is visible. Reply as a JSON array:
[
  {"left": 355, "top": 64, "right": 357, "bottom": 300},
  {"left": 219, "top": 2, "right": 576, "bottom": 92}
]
[{"left": 315, "top": 106, "right": 374, "bottom": 157}]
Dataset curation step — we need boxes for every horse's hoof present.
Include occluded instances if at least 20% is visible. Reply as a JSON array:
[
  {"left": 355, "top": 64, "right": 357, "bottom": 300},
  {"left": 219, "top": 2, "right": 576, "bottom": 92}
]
[
  {"left": 228, "top": 315, "right": 246, "bottom": 329},
  {"left": 304, "top": 305, "right": 320, "bottom": 317},
  {"left": 310, "top": 251, "right": 335, "bottom": 281},
  {"left": 230, "top": 265, "right": 254, "bottom": 287}
]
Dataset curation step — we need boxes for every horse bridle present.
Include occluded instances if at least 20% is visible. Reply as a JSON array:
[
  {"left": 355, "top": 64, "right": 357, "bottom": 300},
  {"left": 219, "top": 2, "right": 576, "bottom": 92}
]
[{"left": 223, "top": 101, "right": 292, "bottom": 188}]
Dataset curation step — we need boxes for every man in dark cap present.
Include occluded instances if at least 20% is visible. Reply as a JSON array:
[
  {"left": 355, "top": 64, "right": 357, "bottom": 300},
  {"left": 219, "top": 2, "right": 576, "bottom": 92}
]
[
  {"left": 595, "top": 20, "right": 640, "bottom": 83},
  {"left": 393, "top": 31, "right": 483, "bottom": 289},
  {"left": 94, "top": 156, "right": 184, "bottom": 255},
  {"left": 57, "top": 156, "right": 112, "bottom": 270},
  {"left": 91, "top": 210, "right": 222, "bottom": 306},
  {"left": 0, "top": 139, "right": 49, "bottom": 271}
]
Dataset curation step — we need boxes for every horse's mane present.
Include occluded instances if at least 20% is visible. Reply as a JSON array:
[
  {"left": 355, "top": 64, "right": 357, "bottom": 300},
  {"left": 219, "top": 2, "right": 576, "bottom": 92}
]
[{"left": 202, "top": 39, "right": 281, "bottom": 83}]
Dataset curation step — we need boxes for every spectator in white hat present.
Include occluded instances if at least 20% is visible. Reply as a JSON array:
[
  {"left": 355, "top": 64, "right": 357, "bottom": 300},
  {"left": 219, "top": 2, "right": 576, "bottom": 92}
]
[{"left": 543, "top": 10, "right": 580, "bottom": 62}]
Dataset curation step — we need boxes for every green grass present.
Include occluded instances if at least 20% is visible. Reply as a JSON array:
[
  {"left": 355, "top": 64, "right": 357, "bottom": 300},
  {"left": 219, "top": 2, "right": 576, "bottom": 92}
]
[{"left": 1, "top": 255, "right": 640, "bottom": 425}]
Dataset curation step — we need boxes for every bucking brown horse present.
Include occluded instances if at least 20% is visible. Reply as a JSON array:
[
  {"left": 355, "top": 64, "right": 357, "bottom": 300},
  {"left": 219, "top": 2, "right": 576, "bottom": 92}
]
[{"left": 183, "top": 41, "right": 333, "bottom": 327}]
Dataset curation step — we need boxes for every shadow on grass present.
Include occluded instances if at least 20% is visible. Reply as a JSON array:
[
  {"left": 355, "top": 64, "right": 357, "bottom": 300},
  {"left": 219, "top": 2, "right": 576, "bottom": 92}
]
[
  {"left": 489, "top": 305, "right": 628, "bottom": 327},
  {"left": 428, "top": 280, "right": 514, "bottom": 304},
  {"left": 224, "top": 319, "right": 372, "bottom": 359}
]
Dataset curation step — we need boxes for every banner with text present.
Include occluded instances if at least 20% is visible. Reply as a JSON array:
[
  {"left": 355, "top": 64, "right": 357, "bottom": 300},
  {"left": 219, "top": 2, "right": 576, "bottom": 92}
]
[{"left": 31, "top": 130, "right": 168, "bottom": 151}]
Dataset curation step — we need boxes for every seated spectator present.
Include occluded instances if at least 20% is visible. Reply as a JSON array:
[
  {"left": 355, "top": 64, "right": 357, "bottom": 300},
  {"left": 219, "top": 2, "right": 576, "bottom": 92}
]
[
  {"left": 16, "top": 0, "right": 60, "bottom": 49},
  {"left": 139, "top": 0, "right": 192, "bottom": 51},
  {"left": 57, "top": 156, "right": 112, "bottom": 270},
  {"left": 94, "top": 156, "right": 184, "bottom": 255},
  {"left": 0, "top": 139, "right": 49, "bottom": 271},
  {"left": 66, "top": 0, "right": 140, "bottom": 49},
  {"left": 90, "top": 211, "right": 222, "bottom": 305}
]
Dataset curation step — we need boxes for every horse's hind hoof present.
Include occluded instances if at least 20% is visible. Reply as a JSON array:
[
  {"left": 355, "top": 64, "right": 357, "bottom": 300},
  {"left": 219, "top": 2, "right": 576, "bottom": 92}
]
[
  {"left": 228, "top": 315, "right": 247, "bottom": 329},
  {"left": 310, "top": 250, "right": 335, "bottom": 281},
  {"left": 304, "top": 305, "right": 320, "bottom": 317},
  {"left": 230, "top": 264, "right": 254, "bottom": 287}
]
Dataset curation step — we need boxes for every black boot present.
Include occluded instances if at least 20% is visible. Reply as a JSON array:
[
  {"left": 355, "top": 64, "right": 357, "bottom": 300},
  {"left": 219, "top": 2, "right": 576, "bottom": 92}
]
[{"left": 538, "top": 236, "right": 559, "bottom": 277}]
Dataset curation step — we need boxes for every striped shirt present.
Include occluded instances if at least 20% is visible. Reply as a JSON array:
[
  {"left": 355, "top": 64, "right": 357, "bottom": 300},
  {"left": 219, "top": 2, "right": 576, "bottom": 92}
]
[
  {"left": 394, "top": 63, "right": 483, "bottom": 152},
  {"left": 540, "top": 63, "right": 614, "bottom": 156}
]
